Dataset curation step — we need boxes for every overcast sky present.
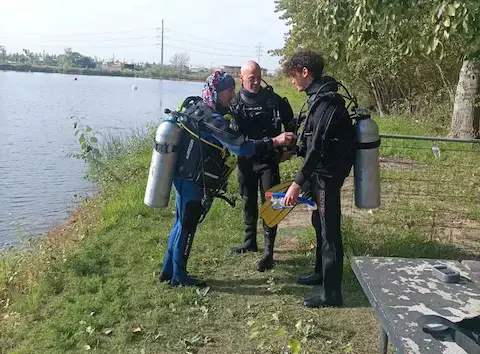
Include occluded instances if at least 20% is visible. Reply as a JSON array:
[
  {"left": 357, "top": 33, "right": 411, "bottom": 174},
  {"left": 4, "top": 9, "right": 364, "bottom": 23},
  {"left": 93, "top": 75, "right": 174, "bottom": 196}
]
[{"left": 0, "top": 0, "right": 291, "bottom": 72}]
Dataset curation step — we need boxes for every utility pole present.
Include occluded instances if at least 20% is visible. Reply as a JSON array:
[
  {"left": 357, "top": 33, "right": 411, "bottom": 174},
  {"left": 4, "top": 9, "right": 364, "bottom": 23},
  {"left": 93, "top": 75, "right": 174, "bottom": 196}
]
[
  {"left": 161, "top": 19, "right": 164, "bottom": 66},
  {"left": 256, "top": 42, "right": 263, "bottom": 64}
]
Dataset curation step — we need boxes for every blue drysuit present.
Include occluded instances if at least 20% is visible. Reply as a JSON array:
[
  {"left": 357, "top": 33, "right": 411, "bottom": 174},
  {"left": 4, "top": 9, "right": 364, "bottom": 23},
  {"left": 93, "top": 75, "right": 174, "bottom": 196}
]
[{"left": 161, "top": 103, "right": 275, "bottom": 286}]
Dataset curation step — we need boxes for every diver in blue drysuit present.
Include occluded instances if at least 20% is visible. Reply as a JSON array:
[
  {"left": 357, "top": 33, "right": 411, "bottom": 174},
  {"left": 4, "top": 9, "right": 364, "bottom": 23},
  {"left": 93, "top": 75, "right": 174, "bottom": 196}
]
[{"left": 159, "top": 71, "right": 296, "bottom": 286}]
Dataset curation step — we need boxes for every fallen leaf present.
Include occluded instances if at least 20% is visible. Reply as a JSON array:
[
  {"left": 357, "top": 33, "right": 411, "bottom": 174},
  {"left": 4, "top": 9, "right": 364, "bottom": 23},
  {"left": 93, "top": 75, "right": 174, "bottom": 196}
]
[
  {"left": 204, "top": 336, "right": 214, "bottom": 344},
  {"left": 250, "top": 329, "right": 259, "bottom": 339},
  {"left": 191, "top": 333, "right": 203, "bottom": 343},
  {"left": 308, "top": 243, "right": 315, "bottom": 250},
  {"left": 274, "top": 328, "right": 286, "bottom": 336},
  {"left": 288, "top": 339, "right": 301, "bottom": 354},
  {"left": 102, "top": 328, "right": 113, "bottom": 335},
  {"left": 132, "top": 327, "right": 142, "bottom": 333},
  {"left": 196, "top": 286, "right": 210, "bottom": 297}
]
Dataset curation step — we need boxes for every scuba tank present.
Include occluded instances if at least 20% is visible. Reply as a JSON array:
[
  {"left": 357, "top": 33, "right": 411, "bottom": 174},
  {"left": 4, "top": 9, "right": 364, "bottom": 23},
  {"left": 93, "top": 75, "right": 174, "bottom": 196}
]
[
  {"left": 351, "top": 107, "right": 381, "bottom": 209},
  {"left": 144, "top": 110, "right": 183, "bottom": 208}
]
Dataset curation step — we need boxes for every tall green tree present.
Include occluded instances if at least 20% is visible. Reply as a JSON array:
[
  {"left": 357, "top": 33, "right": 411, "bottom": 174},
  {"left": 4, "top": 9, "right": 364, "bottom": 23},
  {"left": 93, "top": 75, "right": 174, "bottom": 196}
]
[
  {"left": 277, "top": 0, "right": 479, "bottom": 137},
  {"left": 274, "top": 0, "right": 458, "bottom": 117},
  {"left": 0, "top": 46, "right": 6, "bottom": 63}
]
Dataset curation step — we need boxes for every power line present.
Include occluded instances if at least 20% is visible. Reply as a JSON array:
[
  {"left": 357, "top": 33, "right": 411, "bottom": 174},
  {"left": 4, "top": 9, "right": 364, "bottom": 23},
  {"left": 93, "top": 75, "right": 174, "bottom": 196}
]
[
  {"left": 0, "top": 28, "right": 158, "bottom": 40},
  {"left": 1, "top": 28, "right": 268, "bottom": 60},
  {"left": 1, "top": 34, "right": 251, "bottom": 51},
  {"left": 164, "top": 43, "right": 254, "bottom": 58},
  {"left": 21, "top": 43, "right": 159, "bottom": 49},
  {"left": 2, "top": 35, "right": 158, "bottom": 43},
  {"left": 160, "top": 19, "right": 164, "bottom": 65},
  {"left": 163, "top": 37, "right": 251, "bottom": 54},
  {"left": 164, "top": 28, "right": 253, "bottom": 49},
  {"left": 256, "top": 42, "right": 263, "bottom": 64}
]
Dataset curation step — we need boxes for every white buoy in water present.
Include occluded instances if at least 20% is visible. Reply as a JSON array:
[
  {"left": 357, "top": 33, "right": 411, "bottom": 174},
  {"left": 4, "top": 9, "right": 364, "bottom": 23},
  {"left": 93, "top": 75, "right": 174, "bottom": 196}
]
[{"left": 132, "top": 85, "right": 138, "bottom": 90}]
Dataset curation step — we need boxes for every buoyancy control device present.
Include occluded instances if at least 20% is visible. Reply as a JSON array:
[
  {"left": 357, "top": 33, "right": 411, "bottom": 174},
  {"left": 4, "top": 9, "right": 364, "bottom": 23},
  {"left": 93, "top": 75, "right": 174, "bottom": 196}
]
[{"left": 144, "top": 97, "right": 236, "bottom": 209}]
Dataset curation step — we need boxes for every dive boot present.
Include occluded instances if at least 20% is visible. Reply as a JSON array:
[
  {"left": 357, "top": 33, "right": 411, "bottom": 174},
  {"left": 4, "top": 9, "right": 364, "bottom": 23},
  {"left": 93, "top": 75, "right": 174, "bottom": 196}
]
[
  {"left": 304, "top": 289, "right": 343, "bottom": 308},
  {"left": 230, "top": 241, "right": 258, "bottom": 254},
  {"left": 171, "top": 275, "right": 207, "bottom": 287},
  {"left": 256, "top": 254, "right": 274, "bottom": 272},
  {"left": 297, "top": 273, "right": 323, "bottom": 285},
  {"left": 159, "top": 271, "right": 172, "bottom": 283},
  {"left": 230, "top": 223, "right": 258, "bottom": 254},
  {"left": 256, "top": 232, "right": 275, "bottom": 272}
]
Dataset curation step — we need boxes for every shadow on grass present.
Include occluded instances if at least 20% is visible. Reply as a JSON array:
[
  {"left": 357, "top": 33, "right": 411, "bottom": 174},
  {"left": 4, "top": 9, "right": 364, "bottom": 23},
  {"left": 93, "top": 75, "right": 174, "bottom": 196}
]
[{"left": 209, "top": 219, "right": 478, "bottom": 308}]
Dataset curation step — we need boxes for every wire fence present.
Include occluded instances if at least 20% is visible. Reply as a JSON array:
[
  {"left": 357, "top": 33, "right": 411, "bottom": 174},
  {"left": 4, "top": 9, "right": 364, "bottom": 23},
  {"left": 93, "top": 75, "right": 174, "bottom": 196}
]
[{"left": 341, "top": 135, "right": 480, "bottom": 253}]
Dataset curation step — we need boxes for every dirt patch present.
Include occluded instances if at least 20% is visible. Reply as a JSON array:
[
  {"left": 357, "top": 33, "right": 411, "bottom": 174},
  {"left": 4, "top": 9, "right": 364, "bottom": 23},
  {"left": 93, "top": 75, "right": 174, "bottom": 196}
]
[
  {"left": 278, "top": 205, "right": 312, "bottom": 229},
  {"left": 380, "top": 156, "right": 426, "bottom": 170},
  {"left": 271, "top": 206, "right": 312, "bottom": 260},
  {"left": 45, "top": 195, "right": 101, "bottom": 250}
]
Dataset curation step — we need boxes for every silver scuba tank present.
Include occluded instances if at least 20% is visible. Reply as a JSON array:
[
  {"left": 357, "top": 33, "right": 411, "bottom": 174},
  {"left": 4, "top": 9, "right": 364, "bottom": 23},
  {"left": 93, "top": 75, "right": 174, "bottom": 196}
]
[
  {"left": 144, "top": 111, "right": 183, "bottom": 208},
  {"left": 353, "top": 107, "right": 381, "bottom": 209}
]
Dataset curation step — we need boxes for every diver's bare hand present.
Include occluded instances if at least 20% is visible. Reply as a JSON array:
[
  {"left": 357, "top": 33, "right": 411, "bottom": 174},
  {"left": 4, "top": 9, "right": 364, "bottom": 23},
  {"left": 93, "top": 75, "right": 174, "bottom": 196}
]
[
  {"left": 280, "top": 151, "right": 294, "bottom": 162},
  {"left": 284, "top": 182, "right": 301, "bottom": 206},
  {"left": 272, "top": 132, "right": 296, "bottom": 147}
]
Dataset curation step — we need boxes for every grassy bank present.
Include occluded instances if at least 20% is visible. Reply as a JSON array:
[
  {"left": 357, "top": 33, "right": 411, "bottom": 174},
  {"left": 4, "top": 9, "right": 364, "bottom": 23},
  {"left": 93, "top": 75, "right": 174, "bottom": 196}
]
[
  {"left": 0, "top": 64, "right": 209, "bottom": 82},
  {"left": 1, "top": 85, "right": 479, "bottom": 353}
]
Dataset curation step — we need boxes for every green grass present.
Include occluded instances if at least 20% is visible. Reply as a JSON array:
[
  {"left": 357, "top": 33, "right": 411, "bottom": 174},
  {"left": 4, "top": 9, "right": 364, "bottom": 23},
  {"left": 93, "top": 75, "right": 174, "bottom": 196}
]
[
  {"left": 1, "top": 91, "right": 479, "bottom": 353},
  {"left": 270, "top": 80, "right": 306, "bottom": 113},
  {"left": 3, "top": 160, "right": 470, "bottom": 354},
  {"left": 0, "top": 64, "right": 209, "bottom": 81}
]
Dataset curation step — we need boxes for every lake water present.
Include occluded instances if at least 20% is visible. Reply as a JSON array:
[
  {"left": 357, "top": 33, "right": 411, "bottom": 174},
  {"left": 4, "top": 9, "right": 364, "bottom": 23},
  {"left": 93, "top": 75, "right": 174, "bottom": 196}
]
[{"left": 0, "top": 71, "right": 203, "bottom": 246}]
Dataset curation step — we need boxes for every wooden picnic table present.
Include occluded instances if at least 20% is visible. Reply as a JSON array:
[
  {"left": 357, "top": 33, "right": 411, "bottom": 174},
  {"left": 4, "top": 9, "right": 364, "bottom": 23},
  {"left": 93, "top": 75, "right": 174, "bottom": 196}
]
[{"left": 351, "top": 257, "right": 480, "bottom": 354}]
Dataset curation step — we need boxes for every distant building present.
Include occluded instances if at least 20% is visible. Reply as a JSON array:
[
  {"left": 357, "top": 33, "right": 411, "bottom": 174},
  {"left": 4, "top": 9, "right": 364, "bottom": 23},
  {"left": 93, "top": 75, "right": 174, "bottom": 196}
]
[
  {"left": 102, "top": 60, "right": 123, "bottom": 71},
  {"left": 220, "top": 65, "right": 268, "bottom": 77},
  {"left": 190, "top": 66, "right": 208, "bottom": 73},
  {"left": 220, "top": 65, "right": 241, "bottom": 76}
]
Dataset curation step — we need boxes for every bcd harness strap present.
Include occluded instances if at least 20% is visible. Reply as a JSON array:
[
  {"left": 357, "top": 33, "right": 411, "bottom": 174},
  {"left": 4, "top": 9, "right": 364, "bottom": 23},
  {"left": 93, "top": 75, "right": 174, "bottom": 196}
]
[
  {"left": 299, "top": 99, "right": 338, "bottom": 155},
  {"left": 178, "top": 121, "right": 228, "bottom": 158},
  {"left": 357, "top": 140, "right": 381, "bottom": 150},
  {"left": 180, "top": 99, "right": 229, "bottom": 158},
  {"left": 153, "top": 140, "right": 180, "bottom": 154},
  {"left": 235, "top": 88, "right": 280, "bottom": 128}
]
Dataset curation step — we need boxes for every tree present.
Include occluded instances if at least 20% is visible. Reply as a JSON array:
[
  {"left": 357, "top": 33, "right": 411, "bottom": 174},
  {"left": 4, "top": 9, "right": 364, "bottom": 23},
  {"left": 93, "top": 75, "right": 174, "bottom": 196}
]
[
  {"left": 275, "top": 0, "right": 457, "bottom": 116},
  {"left": 0, "top": 45, "right": 6, "bottom": 63},
  {"left": 69, "top": 51, "right": 96, "bottom": 69},
  {"left": 170, "top": 52, "right": 190, "bottom": 72},
  {"left": 22, "top": 49, "right": 34, "bottom": 64},
  {"left": 58, "top": 47, "right": 73, "bottom": 69},
  {"left": 282, "top": 0, "right": 480, "bottom": 138}
]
